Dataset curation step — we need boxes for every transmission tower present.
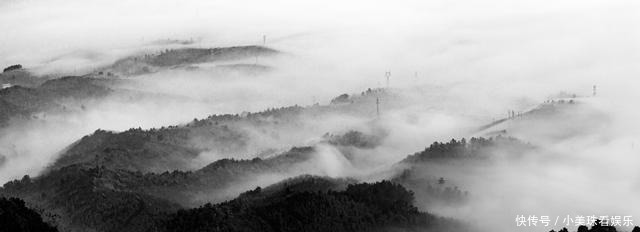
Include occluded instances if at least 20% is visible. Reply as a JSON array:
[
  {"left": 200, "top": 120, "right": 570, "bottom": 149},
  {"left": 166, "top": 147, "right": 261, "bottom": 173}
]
[
  {"left": 376, "top": 97, "right": 380, "bottom": 117},
  {"left": 385, "top": 71, "right": 391, "bottom": 89}
]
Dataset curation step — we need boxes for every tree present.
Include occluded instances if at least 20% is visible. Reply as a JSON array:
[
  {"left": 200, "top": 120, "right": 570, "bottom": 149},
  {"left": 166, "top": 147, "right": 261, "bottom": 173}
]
[
  {"left": 577, "top": 225, "right": 589, "bottom": 232},
  {"left": 3, "top": 64, "right": 22, "bottom": 72},
  {"left": 330, "top": 94, "right": 350, "bottom": 104},
  {"left": 21, "top": 175, "right": 31, "bottom": 184}
]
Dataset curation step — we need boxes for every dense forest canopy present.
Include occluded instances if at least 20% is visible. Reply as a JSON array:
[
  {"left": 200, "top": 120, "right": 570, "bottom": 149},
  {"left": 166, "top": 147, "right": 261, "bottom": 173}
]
[{"left": 0, "top": 197, "right": 58, "bottom": 232}]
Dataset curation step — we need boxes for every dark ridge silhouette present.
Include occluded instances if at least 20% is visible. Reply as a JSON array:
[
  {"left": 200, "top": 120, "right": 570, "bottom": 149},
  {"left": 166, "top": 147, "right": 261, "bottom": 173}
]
[
  {"left": 2, "top": 64, "right": 22, "bottom": 73},
  {"left": 0, "top": 147, "right": 320, "bottom": 231},
  {"left": 330, "top": 93, "right": 351, "bottom": 104},
  {"left": 164, "top": 180, "right": 466, "bottom": 232},
  {"left": 402, "top": 136, "right": 533, "bottom": 163},
  {"left": 252, "top": 175, "right": 358, "bottom": 197},
  {"left": 1, "top": 162, "right": 467, "bottom": 232},
  {"left": 0, "top": 167, "right": 181, "bottom": 232},
  {"left": 547, "top": 220, "right": 636, "bottom": 232},
  {"left": 0, "top": 197, "right": 58, "bottom": 232}
]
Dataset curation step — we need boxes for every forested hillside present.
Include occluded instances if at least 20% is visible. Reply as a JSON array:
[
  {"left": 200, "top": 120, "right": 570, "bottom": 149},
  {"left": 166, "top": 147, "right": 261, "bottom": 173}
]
[
  {"left": 0, "top": 197, "right": 58, "bottom": 232},
  {"left": 0, "top": 76, "right": 113, "bottom": 126},
  {"left": 105, "top": 46, "right": 279, "bottom": 76},
  {"left": 163, "top": 180, "right": 466, "bottom": 232}
]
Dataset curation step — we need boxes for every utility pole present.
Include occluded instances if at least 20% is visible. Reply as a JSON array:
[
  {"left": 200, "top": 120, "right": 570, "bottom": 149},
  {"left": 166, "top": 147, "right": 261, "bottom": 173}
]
[{"left": 593, "top": 85, "right": 597, "bottom": 97}]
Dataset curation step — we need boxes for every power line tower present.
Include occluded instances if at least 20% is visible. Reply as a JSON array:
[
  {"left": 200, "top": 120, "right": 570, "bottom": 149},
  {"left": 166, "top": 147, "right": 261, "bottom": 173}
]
[
  {"left": 376, "top": 97, "right": 380, "bottom": 117},
  {"left": 385, "top": 71, "right": 391, "bottom": 89}
]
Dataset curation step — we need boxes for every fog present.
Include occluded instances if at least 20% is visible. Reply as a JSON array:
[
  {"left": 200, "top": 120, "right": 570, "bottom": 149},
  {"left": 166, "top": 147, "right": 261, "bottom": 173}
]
[{"left": 1, "top": 0, "right": 640, "bottom": 231}]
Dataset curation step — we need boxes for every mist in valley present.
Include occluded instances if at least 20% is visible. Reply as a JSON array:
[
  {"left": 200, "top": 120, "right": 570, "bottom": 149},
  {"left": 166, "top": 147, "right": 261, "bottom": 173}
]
[{"left": 0, "top": 0, "right": 639, "bottom": 231}]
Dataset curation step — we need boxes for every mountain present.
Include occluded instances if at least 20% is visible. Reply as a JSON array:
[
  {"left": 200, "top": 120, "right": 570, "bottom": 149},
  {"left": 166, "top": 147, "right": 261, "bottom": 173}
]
[
  {"left": 392, "top": 136, "right": 535, "bottom": 209},
  {"left": 163, "top": 180, "right": 466, "bottom": 232},
  {"left": 0, "top": 197, "right": 58, "bottom": 232},
  {"left": 1, "top": 172, "right": 467, "bottom": 232},
  {"left": 49, "top": 128, "right": 204, "bottom": 174},
  {"left": 0, "top": 46, "right": 281, "bottom": 127},
  {"left": 1, "top": 135, "right": 541, "bottom": 232},
  {"left": 250, "top": 175, "right": 357, "bottom": 197},
  {"left": 0, "top": 146, "right": 325, "bottom": 231},
  {"left": 0, "top": 68, "right": 46, "bottom": 88},
  {"left": 0, "top": 166, "right": 180, "bottom": 232},
  {"left": 47, "top": 90, "right": 396, "bottom": 174},
  {"left": 475, "top": 98, "right": 609, "bottom": 143},
  {"left": 0, "top": 87, "right": 432, "bottom": 232},
  {"left": 0, "top": 76, "right": 114, "bottom": 126},
  {"left": 401, "top": 136, "right": 534, "bottom": 163},
  {"left": 103, "top": 46, "right": 279, "bottom": 76}
]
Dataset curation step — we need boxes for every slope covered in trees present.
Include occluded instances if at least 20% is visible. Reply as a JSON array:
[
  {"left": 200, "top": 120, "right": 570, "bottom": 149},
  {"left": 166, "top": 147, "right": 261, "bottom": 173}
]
[
  {"left": 0, "top": 197, "right": 58, "bottom": 232},
  {"left": 0, "top": 84, "right": 470, "bottom": 232},
  {"left": 402, "top": 136, "right": 534, "bottom": 163},
  {"left": 106, "top": 46, "right": 279, "bottom": 76},
  {"left": 1, "top": 161, "right": 467, "bottom": 232},
  {"left": 0, "top": 146, "right": 323, "bottom": 231},
  {"left": 0, "top": 67, "right": 45, "bottom": 88},
  {"left": 475, "top": 99, "right": 609, "bottom": 144},
  {"left": 48, "top": 90, "right": 397, "bottom": 174},
  {"left": 164, "top": 180, "right": 466, "bottom": 232},
  {"left": 546, "top": 221, "right": 640, "bottom": 232},
  {"left": 0, "top": 76, "right": 114, "bottom": 126},
  {"left": 323, "top": 130, "right": 383, "bottom": 149},
  {"left": 394, "top": 136, "right": 534, "bottom": 208},
  {"left": 0, "top": 166, "right": 181, "bottom": 232}
]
